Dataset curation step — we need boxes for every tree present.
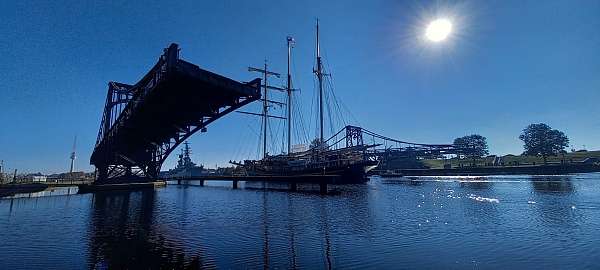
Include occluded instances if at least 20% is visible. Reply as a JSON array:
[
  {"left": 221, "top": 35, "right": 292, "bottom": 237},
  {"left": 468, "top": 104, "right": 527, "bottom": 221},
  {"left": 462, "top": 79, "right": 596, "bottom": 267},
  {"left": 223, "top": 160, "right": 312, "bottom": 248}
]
[
  {"left": 519, "top": 123, "right": 569, "bottom": 164},
  {"left": 310, "top": 138, "right": 328, "bottom": 150},
  {"left": 453, "top": 134, "right": 489, "bottom": 166}
]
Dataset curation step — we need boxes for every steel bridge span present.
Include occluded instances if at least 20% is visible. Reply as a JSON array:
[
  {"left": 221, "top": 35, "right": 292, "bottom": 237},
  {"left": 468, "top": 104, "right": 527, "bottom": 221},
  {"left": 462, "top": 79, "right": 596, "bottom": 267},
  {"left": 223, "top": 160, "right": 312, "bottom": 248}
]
[
  {"left": 90, "top": 43, "right": 261, "bottom": 184},
  {"left": 323, "top": 125, "right": 473, "bottom": 169},
  {"left": 324, "top": 126, "right": 470, "bottom": 157}
]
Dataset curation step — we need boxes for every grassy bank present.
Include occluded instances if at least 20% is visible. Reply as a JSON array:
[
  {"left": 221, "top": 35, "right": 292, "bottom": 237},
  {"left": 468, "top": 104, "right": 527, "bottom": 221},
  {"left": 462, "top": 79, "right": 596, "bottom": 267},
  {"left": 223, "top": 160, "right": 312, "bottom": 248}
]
[{"left": 422, "top": 150, "right": 600, "bottom": 169}]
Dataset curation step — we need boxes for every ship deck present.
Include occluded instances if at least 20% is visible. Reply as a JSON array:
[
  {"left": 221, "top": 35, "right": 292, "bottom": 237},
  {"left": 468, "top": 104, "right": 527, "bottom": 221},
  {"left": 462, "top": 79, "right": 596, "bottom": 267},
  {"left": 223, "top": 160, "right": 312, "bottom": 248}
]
[{"left": 164, "top": 174, "right": 342, "bottom": 184}]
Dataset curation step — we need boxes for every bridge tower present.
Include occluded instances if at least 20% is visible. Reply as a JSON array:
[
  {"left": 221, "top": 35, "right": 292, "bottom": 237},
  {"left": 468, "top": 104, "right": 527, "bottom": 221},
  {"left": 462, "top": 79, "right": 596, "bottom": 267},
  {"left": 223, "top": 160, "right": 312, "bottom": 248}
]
[{"left": 345, "top": 126, "right": 364, "bottom": 147}]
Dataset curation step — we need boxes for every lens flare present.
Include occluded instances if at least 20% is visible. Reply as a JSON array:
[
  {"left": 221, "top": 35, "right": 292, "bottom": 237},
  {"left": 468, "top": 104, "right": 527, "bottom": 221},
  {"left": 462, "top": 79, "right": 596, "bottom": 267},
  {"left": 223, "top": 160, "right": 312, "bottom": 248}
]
[{"left": 425, "top": 18, "right": 452, "bottom": 42}]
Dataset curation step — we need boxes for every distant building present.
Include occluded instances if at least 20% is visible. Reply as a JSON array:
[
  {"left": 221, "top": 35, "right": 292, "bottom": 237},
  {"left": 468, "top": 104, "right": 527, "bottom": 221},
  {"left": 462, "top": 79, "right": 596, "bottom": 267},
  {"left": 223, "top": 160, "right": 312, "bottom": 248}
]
[
  {"left": 47, "top": 171, "right": 89, "bottom": 181},
  {"left": 291, "top": 144, "right": 308, "bottom": 153},
  {"left": 24, "top": 173, "right": 47, "bottom": 182}
]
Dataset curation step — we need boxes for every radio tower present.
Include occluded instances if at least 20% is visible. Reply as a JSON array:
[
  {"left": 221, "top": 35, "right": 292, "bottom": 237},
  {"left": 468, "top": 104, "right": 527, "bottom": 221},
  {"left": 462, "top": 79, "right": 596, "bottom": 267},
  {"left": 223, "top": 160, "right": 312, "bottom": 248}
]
[{"left": 69, "top": 136, "right": 77, "bottom": 174}]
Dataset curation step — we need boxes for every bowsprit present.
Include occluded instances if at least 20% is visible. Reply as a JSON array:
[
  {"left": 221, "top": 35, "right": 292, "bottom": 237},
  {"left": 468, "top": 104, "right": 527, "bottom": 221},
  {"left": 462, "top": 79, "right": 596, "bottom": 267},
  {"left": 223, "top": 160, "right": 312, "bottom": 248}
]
[{"left": 90, "top": 43, "right": 261, "bottom": 184}]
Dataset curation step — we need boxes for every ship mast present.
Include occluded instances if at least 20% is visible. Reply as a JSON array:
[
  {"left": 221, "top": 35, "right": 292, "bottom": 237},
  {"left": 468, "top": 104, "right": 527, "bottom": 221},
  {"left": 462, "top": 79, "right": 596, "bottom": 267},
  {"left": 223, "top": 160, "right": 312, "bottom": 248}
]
[
  {"left": 262, "top": 61, "right": 268, "bottom": 158},
  {"left": 286, "top": 36, "right": 295, "bottom": 154},
  {"left": 248, "top": 62, "right": 282, "bottom": 159},
  {"left": 314, "top": 19, "right": 325, "bottom": 144},
  {"left": 183, "top": 141, "right": 191, "bottom": 159}
]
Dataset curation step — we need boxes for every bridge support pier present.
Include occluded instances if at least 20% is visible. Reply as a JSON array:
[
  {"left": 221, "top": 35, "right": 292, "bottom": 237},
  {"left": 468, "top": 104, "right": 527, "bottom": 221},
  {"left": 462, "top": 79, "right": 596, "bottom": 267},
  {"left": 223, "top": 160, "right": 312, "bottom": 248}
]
[
  {"left": 290, "top": 182, "right": 297, "bottom": 191},
  {"left": 199, "top": 180, "right": 204, "bottom": 186},
  {"left": 319, "top": 183, "right": 328, "bottom": 194},
  {"left": 232, "top": 180, "right": 238, "bottom": 189},
  {"left": 96, "top": 166, "right": 108, "bottom": 184}
]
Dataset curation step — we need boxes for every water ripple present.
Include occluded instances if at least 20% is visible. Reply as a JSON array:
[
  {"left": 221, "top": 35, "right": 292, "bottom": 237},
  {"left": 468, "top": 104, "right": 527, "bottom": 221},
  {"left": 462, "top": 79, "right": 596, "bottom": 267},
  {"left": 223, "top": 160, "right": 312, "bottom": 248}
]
[{"left": 1, "top": 175, "right": 600, "bottom": 269}]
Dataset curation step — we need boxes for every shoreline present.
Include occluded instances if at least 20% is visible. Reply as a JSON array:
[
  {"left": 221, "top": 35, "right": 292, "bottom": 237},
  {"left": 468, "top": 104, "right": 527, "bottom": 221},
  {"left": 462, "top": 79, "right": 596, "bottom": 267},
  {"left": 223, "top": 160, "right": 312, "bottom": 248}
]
[
  {"left": 0, "top": 183, "right": 48, "bottom": 198},
  {"left": 379, "top": 163, "right": 600, "bottom": 177}
]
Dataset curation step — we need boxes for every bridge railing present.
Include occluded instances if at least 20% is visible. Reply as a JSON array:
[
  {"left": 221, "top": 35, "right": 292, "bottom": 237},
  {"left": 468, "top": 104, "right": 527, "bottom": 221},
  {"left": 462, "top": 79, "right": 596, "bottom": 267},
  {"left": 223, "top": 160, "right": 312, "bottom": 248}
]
[{"left": 319, "top": 125, "right": 474, "bottom": 160}]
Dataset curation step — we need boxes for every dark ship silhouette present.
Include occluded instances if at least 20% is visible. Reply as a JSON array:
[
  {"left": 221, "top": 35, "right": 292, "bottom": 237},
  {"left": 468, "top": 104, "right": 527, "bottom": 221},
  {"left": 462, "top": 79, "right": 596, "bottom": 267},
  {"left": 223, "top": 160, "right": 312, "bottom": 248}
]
[
  {"left": 162, "top": 142, "right": 208, "bottom": 178},
  {"left": 233, "top": 21, "right": 378, "bottom": 183}
]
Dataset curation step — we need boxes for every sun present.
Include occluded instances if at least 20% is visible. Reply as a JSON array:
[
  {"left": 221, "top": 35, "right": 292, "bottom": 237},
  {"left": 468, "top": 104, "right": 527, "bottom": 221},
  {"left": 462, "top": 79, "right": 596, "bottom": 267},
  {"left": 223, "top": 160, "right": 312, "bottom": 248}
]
[{"left": 425, "top": 18, "right": 453, "bottom": 42}]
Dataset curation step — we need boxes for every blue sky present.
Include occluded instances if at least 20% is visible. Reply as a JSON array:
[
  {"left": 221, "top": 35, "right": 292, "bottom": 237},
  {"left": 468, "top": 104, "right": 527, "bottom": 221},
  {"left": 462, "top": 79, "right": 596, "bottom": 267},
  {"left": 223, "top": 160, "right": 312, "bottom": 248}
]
[{"left": 1, "top": 0, "right": 599, "bottom": 173}]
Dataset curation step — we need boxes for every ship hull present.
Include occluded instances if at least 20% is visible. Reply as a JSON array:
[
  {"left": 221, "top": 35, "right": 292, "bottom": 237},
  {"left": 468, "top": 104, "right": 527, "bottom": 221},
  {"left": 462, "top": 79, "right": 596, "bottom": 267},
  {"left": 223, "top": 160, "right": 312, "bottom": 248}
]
[{"left": 249, "top": 160, "right": 378, "bottom": 184}]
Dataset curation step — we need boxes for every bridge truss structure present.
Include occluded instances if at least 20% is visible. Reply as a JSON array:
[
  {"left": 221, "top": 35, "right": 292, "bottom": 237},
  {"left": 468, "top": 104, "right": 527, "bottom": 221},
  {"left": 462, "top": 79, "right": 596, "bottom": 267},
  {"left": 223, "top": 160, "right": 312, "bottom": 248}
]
[
  {"left": 90, "top": 44, "right": 261, "bottom": 183},
  {"left": 322, "top": 125, "right": 473, "bottom": 165}
]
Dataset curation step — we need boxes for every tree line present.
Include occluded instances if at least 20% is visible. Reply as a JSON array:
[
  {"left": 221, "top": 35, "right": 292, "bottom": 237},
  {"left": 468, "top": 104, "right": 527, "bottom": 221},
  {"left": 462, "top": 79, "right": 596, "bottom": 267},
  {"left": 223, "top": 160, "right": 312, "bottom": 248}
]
[{"left": 454, "top": 123, "right": 570, "bottom": 164}]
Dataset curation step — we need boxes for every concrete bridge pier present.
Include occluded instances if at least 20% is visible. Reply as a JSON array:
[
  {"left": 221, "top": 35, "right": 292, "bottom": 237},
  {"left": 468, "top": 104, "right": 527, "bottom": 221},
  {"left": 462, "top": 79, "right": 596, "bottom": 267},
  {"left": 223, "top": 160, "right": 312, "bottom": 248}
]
[
  {"left": 232, "top": 180, "right": 238, "bottom": 189},
  {"left": 199, "top": 180, "right": 204, "bottom": 186},
  {"left": 289, "top": 182, "right": 297, "bottom": 191},
  {"left": 319, "top": 183, "right": 328, "bottom": 194}
]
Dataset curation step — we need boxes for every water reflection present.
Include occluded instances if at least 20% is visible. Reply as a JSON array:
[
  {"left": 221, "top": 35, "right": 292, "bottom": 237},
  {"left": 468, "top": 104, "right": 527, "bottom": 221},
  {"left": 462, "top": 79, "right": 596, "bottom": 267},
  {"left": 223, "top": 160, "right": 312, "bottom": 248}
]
[
  {"left": 262, "top": 191, "right": 269, "bottom": 269},
  {"left": 380, "top": 177, "right": 425, "bottom": 186},
  {"left": 529, "top": 176, "right": 581, "bottom": 227},
  {"left": 286, "top": 195, "right": 298, "bottom": 270},
  {"left": 318, "top": 196, "right": 333, "bottom": 270},
  {"left": 3, "top": 176, "right": 599, "bottom": 269},
  {"left": 531, "top": 176, "right": 575, "bottom": 194},
  {"left": 84, "top": 184, "right": 373, "bottom": 269},
  {"left": 87, "top": 190, "right": 214, "bottom": 269},
  {"left": 458, "top": 181, "right": 500, "bottom": 224},
  {"left": 459, "top": 180, "right": 494, "bottom": 190}
]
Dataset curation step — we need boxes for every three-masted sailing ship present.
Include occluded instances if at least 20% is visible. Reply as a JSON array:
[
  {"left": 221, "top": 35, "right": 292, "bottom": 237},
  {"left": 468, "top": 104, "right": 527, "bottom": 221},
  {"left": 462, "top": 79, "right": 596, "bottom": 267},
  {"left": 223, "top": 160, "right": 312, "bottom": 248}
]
[{"left": 233, "top": 21, "right": 378, "bottom": 183}]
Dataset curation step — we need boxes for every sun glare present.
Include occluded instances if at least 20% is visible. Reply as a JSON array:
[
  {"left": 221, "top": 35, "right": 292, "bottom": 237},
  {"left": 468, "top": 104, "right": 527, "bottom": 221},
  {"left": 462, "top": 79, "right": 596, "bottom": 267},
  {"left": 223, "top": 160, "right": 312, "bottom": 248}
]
[{"left": 425, "top": 18, "right": 452, "bottom": 42}]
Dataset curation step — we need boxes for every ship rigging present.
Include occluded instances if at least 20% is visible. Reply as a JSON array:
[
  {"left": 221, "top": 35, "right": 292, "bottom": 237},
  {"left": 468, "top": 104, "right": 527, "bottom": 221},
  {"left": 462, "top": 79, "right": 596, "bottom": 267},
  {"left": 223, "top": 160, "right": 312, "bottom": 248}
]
[{"left": 234, "top": 20, "right": 378, "bottom": 183}]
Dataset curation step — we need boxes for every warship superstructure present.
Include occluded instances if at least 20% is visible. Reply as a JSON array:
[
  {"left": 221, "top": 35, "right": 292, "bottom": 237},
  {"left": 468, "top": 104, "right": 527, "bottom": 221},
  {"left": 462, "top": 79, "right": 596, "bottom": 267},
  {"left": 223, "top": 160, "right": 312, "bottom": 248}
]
[{"left": 163, "top": 142, "right": 207, "bottom": 178}]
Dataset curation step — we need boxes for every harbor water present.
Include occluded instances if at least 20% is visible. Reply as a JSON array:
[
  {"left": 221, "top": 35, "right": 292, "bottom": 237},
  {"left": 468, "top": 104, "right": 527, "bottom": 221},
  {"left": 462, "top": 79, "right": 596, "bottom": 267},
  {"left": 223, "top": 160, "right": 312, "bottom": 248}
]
[{"left": 1, "top": 174, "right": 600, "bottom": 269}]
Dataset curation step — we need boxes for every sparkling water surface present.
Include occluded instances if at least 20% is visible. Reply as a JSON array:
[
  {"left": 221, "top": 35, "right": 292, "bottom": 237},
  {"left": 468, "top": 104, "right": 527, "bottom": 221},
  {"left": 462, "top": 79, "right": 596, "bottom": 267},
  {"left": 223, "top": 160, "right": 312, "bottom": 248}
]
[{"left": 1, "top": 174, "right": 600, "bottom": 269}]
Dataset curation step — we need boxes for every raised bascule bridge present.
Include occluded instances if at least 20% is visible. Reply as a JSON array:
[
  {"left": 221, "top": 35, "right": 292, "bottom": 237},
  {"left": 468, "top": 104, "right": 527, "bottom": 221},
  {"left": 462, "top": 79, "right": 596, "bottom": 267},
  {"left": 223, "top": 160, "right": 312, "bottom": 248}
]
[{"left": 90, "top": 43, "right": 261, "bottom": 184}]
